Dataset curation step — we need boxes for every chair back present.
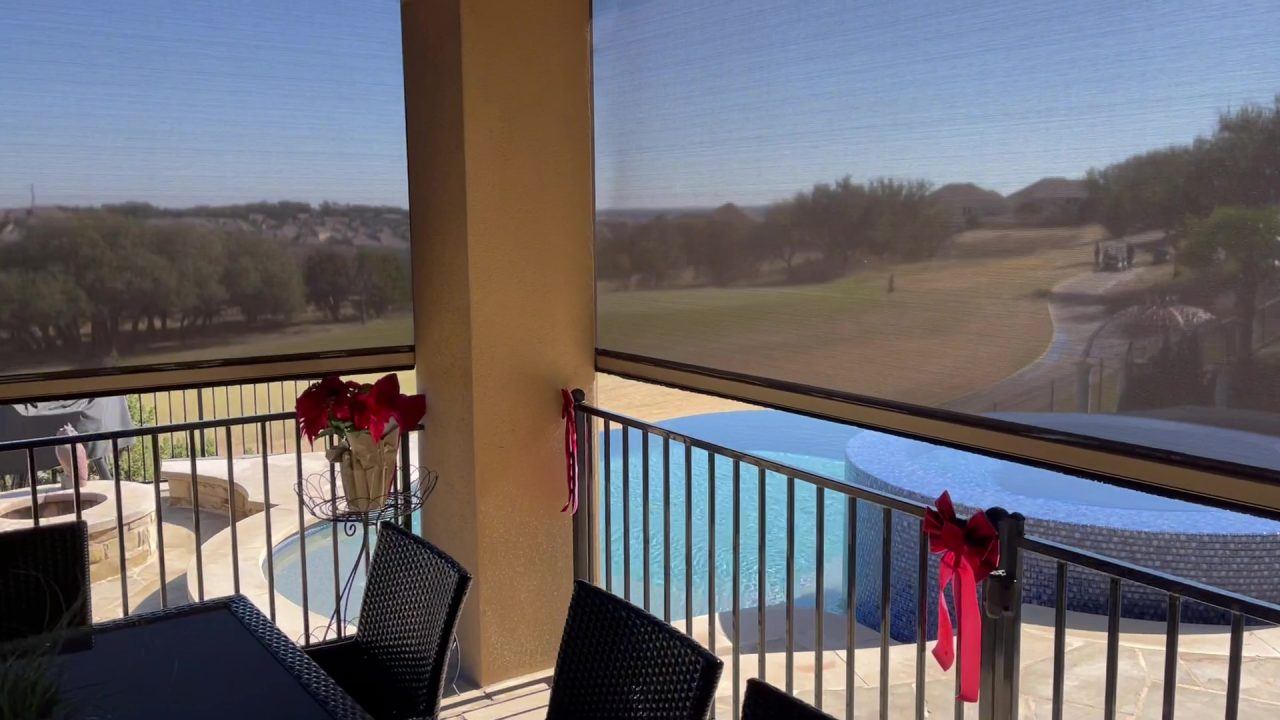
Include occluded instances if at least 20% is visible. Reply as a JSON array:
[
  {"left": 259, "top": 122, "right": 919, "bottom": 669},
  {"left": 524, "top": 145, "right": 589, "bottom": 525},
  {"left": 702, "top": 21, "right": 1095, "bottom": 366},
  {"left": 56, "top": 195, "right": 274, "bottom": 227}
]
[
  {"left": 357, "top": 520, "right": 472, "bottom": 719},
  {"left": 742, "top": 679, "right": 838, "bottom": 720},
  {"left": 0, "top": 520, "right": 90, "bottom": 644},
  {"left": 547, "top": 580, "right": 723, "bottom": 720}
]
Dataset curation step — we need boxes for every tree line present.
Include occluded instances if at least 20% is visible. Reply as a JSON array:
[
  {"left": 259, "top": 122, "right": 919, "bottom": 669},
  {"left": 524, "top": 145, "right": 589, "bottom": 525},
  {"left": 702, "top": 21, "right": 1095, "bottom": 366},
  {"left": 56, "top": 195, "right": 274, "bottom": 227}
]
[
  {"left": 0, "top": 212, "right": 410, "bottom": 358},
  {"left": 597, "top": 177, "right": 952, "bottom": 289},
  {"left": 1083, "top": 96, "right": 1280, "bottom": 362}
]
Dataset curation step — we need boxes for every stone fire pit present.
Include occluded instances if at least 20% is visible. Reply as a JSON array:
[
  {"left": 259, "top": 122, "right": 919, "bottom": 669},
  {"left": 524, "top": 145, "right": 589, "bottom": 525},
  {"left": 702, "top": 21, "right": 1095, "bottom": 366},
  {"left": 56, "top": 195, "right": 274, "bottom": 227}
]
[{"left": 0, "top": 481, "right": 156, "bottom": 582}]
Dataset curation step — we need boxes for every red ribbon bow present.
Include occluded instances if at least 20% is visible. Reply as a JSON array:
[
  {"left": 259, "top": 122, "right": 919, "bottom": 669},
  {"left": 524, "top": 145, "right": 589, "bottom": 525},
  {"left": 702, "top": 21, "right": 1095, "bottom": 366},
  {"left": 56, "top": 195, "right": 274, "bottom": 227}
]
[
  {"left": 560, "top": 389, "right": 578, "bottom": 515},
  {"left": 924, "top": 491, "right": 999, "bottom": 703}
]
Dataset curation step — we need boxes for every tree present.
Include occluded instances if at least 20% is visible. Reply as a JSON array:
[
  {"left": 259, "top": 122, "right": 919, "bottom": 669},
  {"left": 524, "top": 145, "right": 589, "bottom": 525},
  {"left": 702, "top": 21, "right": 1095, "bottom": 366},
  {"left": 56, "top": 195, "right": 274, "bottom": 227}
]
[
  {"left": 352, "top": 248, "right": 410, "bottom": 321},
  {"left": 627, "top": 215, "right": 686, "bottom": 287},
  {"left": 1189, "top": 97, "right": 1280, "bottom": 211},
  {"left": 1181, "top": 206, "right": 1280, "bottom": 362},
  {"left": 304, "top": 247, "right": 354, "bottom": 321},
  {"left": 1085, "top": 146, "right": 1196, "bottom": 238},
  {"left": 222, "top": 233, "right": 304, "bottom": 323},
  {"left": 753, "top": 203, "right": 807, "bottom": 276},
  {"left": 150, "top": 224, "right": 228, "bottom": 330}
]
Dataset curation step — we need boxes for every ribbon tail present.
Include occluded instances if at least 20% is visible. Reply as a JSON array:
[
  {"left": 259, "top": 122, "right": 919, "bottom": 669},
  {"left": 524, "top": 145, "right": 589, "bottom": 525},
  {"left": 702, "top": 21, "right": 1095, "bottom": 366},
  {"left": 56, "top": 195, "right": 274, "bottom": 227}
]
[
  {"left": 932, "top": 554, "right": 956, "bottom": 671},
  {"left": 560, "top": 390, "right": 579, "bottom": 514},
  {"left": 955, "top": 562, "right": 981, "bottom": 703}
]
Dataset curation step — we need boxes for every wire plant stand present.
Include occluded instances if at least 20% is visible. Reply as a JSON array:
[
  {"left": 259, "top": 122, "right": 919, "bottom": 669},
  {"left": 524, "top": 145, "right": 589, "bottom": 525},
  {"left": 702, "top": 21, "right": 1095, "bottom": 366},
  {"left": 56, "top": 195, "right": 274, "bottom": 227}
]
[{"left": 295, "top": 466, "right": 438, "bottom": 642}]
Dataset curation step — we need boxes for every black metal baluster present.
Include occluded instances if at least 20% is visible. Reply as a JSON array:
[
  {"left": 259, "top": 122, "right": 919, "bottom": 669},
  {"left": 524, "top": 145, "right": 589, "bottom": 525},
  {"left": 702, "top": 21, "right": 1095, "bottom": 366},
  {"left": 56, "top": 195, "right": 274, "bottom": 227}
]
[
  {"left": 226, "top": 426, "right": 240, "bottom": 595},
  {"left": 110, "top": 439, "right": 129, "bottom": 616},
  {"left": 685, "top": 441, "right": 693, "bottom": 636},
  {"left": 732, "top": 459, "right": 741, "bottom": 720},
  {"left": 187, "top": 430, "right": 204, "bottom": 600},
  {"left": 758, "top": 467, "right": 767, "bottom": 685},
  {"left": 1052, "top": 561, "right": 1067, "bottom": 720},
  {"left": 150, "top": 433, "right": 168, "bottom": 608},
  {"left": 261, "top": 422, "right": 276, "bottom": 621},
  {"left": 847, "top": 497, "right": 858, "bottom": 720},
  {"left": 1104, "top": 578, "right": 1121, "bottom": 720},
  {"left": 167, "top": 391, "right": 177, "bottom": 451},
  {"left": 916, "top": 519, "right": 928, "bottom": 720},
  {"left": 329, "top": 435, "right": 342, "bottom": 638},
  {"left": 663, "top": 436, "right": 672, "bottom": 622},
  {"left": 815, "top": 487, "right": 825, "bottom": 712},
  {"left": 786, "top": 475, "right": 795, "bottom": 694},
  {"left": 1162, "top": 594, "right": 1180, "bottom": 719},
  {"left": 604, "top": 419, "right": 612, "bottom": 593},
  {"left": 1225, "top": 612, "right": 1244, "bottom": 720},
  {"left": 295, "top": 422, "right": 310, "bottom": 640},
  {"left": 708, "top": 452, "right": 717, "bottom": 690},
  {"left": 70, "top": 444, "right": 83, "bottom": 521},
  {"left": 251, "top": 385, "right": 261, "bottom": 454},
  {"left": 26, "top": 448, "right": 38, "bottom": 527},
  {"left": 880, "top": 507, "right": 891, "bottom": 720},
  {"left": 622, "top": 426, "right": 631, "bottom": 602},
  {"left": 399, "top": 428, "right": 412, "bottom": 533},
  {"left": 239, "top": 385, "right": 249, "bottom": 453},
  {"left": 642, "top": 431, "right": 651, "bottom": 612}
]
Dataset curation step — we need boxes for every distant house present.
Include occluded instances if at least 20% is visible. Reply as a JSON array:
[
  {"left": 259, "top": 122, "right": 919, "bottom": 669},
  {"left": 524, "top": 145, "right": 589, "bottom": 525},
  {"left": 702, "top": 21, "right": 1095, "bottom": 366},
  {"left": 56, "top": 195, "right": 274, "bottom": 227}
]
[
  {"left": 928, "top": 183, "right": 1008, "bottom": 228},
  {"left": 1007, "top": 177, "right": 1088, "bottom": 226}
]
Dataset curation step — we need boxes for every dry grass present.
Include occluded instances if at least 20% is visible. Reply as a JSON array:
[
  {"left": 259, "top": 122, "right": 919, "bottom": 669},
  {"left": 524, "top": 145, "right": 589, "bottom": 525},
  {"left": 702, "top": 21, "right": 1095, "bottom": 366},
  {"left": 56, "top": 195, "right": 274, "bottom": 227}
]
[{"left": 598, "top": 225, "right": 1107, "bottom": 406}]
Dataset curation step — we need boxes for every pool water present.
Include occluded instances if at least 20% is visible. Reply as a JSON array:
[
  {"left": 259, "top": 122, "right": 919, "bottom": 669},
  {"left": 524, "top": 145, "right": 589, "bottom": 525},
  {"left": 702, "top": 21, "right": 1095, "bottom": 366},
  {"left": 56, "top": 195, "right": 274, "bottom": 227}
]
[
  {"left": 272, "top": 523, "right": 378, "bottom": 621},
  {"left": 269, "top": 409, "right": 1280, "bottom": 627},
  {"left": 599, "top": 411, "right": 862, "bottom": 622}
]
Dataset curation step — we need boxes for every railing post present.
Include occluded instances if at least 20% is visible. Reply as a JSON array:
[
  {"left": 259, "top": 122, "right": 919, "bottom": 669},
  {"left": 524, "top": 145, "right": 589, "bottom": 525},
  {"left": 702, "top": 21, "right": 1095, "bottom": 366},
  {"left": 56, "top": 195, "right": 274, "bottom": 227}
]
[
  {"left": 980, "top": 508, "right": 1025, "bottom": 720},
  {"left": 570, "top": 389, "right": 593, "bottom": 582}
]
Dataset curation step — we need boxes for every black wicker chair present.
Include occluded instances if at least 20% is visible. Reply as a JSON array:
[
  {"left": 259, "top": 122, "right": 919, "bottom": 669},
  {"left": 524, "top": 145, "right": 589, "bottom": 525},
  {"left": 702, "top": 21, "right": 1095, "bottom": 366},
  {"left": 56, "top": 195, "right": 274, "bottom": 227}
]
[
  {"left": 306, "top": 521, "right": 471, "bottom": 720},
  {"left": 741, "top": 679, "right": 838, "bottom": 720},
  {"left": 546, "top": 580, "right": 724, "bottom": 720},
  {"left": 0, "top": 520, "right": 91, "bottom": 644}
]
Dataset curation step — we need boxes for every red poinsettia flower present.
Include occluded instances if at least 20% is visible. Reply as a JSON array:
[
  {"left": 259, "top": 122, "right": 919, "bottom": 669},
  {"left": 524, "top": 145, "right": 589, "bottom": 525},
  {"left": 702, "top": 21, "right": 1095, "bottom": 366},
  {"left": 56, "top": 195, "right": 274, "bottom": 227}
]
[
  {"left": 295, "top": 373, "right": 426, "bottom": 443},
  {"left": 296, "top": 375, "right": 350, "bottom": 442}
]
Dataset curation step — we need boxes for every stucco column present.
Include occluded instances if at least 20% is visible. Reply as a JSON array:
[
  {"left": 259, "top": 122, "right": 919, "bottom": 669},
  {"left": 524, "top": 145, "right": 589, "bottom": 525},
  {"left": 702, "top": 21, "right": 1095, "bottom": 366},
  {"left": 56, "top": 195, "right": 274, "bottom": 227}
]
[{"left": 402, "top": 0, "right": 594, "bottom": 686}]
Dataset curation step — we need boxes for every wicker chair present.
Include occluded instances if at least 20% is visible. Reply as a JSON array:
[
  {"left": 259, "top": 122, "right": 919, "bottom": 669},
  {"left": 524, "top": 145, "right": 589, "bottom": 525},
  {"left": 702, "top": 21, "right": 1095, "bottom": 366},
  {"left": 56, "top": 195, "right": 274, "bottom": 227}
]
[
  {"left": 741, "top": 679, "right": 838, "bottom": 720},
  {"left": 306, "top": 521, "right": 472, "bottom": 720},
  {"left": 0, "top": 520, "right": 91, "bottom": 644},
  {"left": 546, "top": 580, "right": 724, "bottom": 720}
]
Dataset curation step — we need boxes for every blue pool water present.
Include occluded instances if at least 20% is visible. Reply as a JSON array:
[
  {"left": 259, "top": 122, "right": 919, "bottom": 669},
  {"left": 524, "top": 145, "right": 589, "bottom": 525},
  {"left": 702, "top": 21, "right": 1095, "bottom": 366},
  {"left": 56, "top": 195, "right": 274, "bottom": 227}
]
[
  {"left": 273, "top": 523, "right": 378, "bottom": 621},
  {"left": 269, "top": 409, "right": 1280, "bottom": 627},
  {"left": 599, "top": 411, "right": 862, "bottom": 621}
]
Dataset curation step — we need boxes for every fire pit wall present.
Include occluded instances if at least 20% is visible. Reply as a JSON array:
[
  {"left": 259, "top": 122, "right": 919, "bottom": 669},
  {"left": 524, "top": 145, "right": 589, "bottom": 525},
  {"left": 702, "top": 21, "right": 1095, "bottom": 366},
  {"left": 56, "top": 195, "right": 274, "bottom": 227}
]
[{"left": 0, "top": 481, "right": 156, "bottom": 583}]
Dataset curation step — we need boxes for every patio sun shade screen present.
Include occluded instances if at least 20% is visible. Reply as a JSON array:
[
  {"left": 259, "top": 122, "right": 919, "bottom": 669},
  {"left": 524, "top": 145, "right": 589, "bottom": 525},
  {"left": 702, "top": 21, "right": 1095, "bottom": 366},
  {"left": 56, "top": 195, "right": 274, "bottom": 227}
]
[
  {"left": 0, "top": 1, "right": 412, "bottom": 389},
  {"left": 592, "top": 0, "right": 1280, "bottom": 479}
]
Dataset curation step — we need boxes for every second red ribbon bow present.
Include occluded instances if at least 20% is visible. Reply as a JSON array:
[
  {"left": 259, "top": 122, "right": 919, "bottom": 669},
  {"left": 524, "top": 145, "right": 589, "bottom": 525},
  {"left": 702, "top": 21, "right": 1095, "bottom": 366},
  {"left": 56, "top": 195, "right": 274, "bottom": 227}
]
[{"left": 924, "top": 491, "right": 999, "bottom": 703}]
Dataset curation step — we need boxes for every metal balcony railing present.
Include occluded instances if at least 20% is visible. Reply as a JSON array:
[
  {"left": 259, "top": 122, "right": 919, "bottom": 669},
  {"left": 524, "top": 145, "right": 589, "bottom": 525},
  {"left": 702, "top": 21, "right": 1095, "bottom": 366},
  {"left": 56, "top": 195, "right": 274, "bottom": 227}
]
[
  {"left": 569, "top": 397, "right": 1280, "bottom": 720},
  {"left": 0, "top": 409, "right": 422, "bottom": 649}
]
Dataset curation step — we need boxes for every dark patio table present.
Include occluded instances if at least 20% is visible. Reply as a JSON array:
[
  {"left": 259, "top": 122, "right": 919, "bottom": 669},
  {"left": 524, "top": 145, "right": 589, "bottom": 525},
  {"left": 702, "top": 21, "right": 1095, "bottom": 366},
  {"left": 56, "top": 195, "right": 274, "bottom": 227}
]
[{"left": 49, "top": 595, "right": 370, "bottom": 719}]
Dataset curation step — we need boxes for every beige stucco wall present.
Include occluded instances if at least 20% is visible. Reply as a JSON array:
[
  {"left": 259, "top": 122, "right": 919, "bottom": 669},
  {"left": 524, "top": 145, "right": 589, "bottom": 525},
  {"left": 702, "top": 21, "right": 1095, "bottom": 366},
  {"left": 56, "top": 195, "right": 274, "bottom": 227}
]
[{"left": 403, "top": 0, "right": 594, "bottom": 686}]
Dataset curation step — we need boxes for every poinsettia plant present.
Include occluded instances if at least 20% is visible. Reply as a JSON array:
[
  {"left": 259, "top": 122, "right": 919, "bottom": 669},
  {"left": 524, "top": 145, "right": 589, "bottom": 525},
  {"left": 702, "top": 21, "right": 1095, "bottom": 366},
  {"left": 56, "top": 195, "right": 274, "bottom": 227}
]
[{"left": 296, "top": 373, "right": 426, "bottom": 444}]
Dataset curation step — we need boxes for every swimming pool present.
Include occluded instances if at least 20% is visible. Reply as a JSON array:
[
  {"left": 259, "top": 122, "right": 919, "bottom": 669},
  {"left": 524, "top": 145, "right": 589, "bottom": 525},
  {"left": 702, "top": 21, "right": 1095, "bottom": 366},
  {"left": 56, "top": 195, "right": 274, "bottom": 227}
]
[
  {"left": 269, "top": 408, "right": 1280, "bottom": 638},
  {"left": 272, "top": 522, "right": 378, "bottom": 622}
]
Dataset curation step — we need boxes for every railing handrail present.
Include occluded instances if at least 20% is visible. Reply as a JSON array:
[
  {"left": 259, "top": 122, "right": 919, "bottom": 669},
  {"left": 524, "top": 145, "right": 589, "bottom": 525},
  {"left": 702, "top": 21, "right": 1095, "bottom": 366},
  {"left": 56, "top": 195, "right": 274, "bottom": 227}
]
[
  {"left": 1021, "top": 535, "right": 1280, "bottom": 624},
  {"left": 578, "top": 399, "right": 1280, "bottom": 625},
  {"left": 0, "top": 410, "right": 296, "bottom": 453},
  {"left": 577, "top": 401, "right": 931, "bottom": 518}
]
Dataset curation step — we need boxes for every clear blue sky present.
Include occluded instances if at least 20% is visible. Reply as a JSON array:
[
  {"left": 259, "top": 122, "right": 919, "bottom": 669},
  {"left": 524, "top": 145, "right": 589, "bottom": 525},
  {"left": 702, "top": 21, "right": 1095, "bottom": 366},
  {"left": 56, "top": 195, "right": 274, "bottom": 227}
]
[
  {"left": 4, "top": 1, "right": 1278, "bottom": 211},
  {"left": 594, "top": 0, "right": 1280, "bottom": 209},
  {"left": 1, "top": 0, "right": 407, "bottom": 209}
]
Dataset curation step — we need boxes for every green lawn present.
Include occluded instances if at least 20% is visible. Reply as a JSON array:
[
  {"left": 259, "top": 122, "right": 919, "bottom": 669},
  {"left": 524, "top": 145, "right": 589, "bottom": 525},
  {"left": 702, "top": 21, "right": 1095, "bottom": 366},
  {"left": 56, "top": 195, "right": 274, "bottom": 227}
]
[{"left": 599, "top": 225, "right": 1107, "bottom": 406}]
